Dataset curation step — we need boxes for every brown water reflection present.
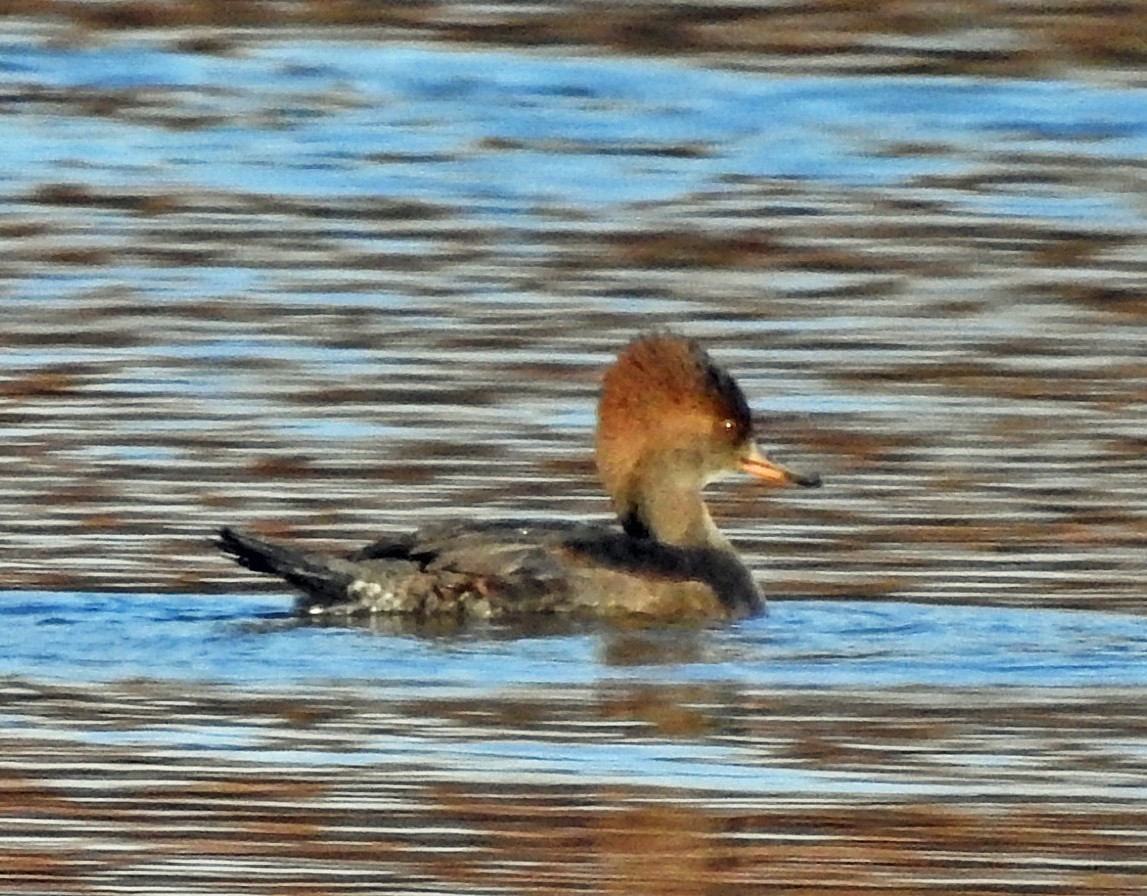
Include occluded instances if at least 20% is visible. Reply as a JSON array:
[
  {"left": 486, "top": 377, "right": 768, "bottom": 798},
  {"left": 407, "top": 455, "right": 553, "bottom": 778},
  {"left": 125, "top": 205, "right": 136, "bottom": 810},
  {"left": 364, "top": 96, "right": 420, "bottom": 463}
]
[
  {"left": 3, "top": 678, "right": 1146, "bottom": 894},
  {"left": 4, "top": 176, "right": 1143, "bottom": 610}
]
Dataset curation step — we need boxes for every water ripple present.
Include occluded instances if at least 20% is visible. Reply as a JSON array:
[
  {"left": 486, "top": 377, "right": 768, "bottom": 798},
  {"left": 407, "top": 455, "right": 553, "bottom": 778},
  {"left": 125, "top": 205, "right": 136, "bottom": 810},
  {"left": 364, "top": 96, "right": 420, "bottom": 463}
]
[{"left": 3, "top": 591, "right": 1145, "bottom": 691}]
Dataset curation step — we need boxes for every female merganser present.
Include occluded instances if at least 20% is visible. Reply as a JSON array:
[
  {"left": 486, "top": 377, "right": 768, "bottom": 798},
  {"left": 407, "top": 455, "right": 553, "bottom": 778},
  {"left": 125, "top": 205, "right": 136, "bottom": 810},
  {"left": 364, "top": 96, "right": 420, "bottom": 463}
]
[{"left": 216, "top": 333, "right": 820, "bottom": 621}]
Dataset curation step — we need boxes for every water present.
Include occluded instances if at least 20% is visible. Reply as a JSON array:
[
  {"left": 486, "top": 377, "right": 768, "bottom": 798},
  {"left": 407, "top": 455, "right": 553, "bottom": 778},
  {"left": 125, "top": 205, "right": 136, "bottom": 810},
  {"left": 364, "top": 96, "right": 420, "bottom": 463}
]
[
  {"left": 3, "top": 10, "right": 1147, "bottom": 895},
  {"left": 4, "top": 591, "right": 1147, "bottom": 691},
  {"left": 3, "top": 593, "right": 1147, "bottom": 893}
]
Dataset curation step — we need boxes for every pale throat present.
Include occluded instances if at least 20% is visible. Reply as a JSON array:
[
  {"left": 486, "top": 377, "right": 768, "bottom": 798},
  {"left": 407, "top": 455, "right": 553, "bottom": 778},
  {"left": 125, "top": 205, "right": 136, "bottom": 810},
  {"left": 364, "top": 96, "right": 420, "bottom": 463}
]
[{"left": 626, "top": 452, "right": 733, "bottom": 551}]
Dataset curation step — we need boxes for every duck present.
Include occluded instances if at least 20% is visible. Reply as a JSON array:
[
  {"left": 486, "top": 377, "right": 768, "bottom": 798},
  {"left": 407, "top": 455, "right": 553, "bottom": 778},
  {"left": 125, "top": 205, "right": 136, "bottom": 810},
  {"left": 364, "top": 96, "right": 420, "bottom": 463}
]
[{"left": 215, "top": 332, "right": 820, "bottom": 621}]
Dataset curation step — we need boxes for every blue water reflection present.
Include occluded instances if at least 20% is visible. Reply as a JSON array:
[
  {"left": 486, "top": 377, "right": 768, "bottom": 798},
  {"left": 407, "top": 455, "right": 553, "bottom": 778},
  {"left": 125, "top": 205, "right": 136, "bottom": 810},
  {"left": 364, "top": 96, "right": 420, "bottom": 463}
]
[
  {"left": 3, "top": 591, "right": 1144, "bottom": 690},
  {"left": 6, "top": 40, "right": 1147, "bottom": 219}
]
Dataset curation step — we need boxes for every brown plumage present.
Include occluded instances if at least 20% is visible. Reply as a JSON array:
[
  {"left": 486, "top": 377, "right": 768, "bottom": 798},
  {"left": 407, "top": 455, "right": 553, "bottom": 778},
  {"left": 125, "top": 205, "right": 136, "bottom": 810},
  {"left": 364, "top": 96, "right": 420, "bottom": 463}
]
[{"left": 215, "top": 332, "right": 820, "bottom": 622}]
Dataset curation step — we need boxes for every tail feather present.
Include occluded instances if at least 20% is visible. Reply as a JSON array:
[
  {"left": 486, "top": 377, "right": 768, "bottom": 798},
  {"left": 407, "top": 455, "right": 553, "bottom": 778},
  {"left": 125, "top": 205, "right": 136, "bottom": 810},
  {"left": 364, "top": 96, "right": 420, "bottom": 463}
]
[{"left": 214, "top": 527, "right": 356, "bottom": 605}]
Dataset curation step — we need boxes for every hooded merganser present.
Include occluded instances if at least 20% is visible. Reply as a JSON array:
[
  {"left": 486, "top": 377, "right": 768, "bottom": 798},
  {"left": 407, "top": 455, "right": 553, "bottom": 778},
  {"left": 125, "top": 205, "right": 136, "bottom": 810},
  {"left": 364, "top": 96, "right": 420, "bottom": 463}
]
[{"left": 216, "top": 333, "right": 820, "bottom": 621}]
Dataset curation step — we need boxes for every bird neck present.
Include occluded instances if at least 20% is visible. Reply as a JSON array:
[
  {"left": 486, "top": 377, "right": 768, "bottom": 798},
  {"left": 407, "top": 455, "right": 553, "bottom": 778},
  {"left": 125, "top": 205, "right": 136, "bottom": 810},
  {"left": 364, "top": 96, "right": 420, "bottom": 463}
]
[{"left": 619, "top": 454, "right": 732, "bottom": 551}]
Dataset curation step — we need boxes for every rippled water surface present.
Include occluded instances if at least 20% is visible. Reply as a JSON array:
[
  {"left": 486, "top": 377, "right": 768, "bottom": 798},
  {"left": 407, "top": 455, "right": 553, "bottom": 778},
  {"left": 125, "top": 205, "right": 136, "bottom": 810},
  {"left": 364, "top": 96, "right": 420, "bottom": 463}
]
[
  {"left": 5, "top": 591, "right": 1147, "bottom": 691},
  {"left": 3, "top": 5, "right": 1147, "bottom": 894},
  {"left": 4, "top": 592, "right": 1147, "bottom": 893}
]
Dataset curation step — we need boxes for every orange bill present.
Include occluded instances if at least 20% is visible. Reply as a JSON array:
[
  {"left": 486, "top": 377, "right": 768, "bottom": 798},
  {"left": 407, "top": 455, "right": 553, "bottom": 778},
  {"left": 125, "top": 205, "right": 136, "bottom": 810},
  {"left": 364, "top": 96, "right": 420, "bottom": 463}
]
[{"left": 740, "top": 443, "right": 822, "bottom": 488}]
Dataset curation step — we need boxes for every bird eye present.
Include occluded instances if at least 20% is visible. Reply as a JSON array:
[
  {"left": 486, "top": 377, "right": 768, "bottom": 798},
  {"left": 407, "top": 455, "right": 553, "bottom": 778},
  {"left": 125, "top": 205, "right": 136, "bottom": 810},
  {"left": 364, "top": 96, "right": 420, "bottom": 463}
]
[{"left": 718, "top": 418, "right": 737, "bottom": 436}]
